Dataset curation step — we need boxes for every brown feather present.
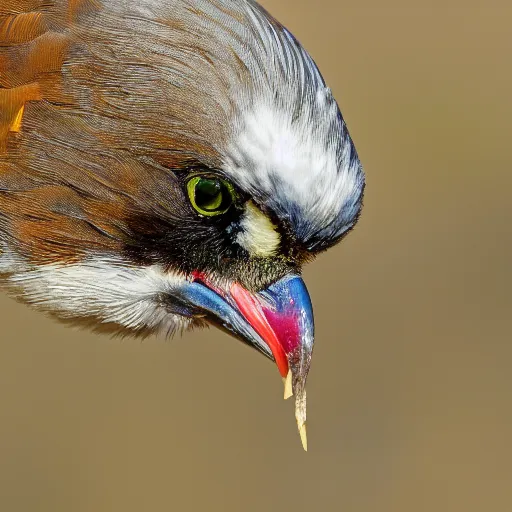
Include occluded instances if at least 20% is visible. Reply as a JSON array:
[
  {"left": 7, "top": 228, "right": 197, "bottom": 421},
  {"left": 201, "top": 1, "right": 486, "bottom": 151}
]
[
  {"left": 0, "top": 12, "right": 46, "bottom": 45},
  {"left": 0, "top": 2, "right": 49, "bottom": 16},
  {"left": 0, "top": 0, "right": 226, "bottom": 263},
  {"left": 0, "top": 0, "right": 330, "bottom": 266}
]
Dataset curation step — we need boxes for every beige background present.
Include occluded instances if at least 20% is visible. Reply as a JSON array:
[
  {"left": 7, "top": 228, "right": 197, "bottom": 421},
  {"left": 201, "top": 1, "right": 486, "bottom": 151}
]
[{"left": 1, "top": 2, "right": 511, "bottom": 511}]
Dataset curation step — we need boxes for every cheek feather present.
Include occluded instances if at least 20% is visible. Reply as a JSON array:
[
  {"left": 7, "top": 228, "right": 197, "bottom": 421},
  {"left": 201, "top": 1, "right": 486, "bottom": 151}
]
[
  {"left": 0, "top": 247, "right": 193, "bottom": 337},
  {"left": 236, "top": 201, "right": 281, "bottom": 257}
]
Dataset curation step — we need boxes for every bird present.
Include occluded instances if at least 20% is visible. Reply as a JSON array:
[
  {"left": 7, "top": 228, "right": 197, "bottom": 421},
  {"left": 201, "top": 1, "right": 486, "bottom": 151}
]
[{"left": 0, "top": 0, "right": 365, "bottom": 450}]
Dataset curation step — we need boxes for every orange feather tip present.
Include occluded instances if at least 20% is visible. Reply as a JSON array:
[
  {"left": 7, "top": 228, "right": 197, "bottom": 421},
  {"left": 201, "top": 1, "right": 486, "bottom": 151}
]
[{"left": 10, "top": 105, "right": 25, "bottom": 133}]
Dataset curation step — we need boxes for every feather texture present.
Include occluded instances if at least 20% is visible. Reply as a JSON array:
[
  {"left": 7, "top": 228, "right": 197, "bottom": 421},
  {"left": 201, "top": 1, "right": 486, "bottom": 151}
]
[{"left": 0, "top": 0, "right": 364, "bottom": 334}]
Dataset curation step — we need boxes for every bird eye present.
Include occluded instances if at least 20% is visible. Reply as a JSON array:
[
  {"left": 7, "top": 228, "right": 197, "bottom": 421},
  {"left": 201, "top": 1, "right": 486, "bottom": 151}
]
[{"left": 187, "top": 177, "right": 235, "bottom": 217}]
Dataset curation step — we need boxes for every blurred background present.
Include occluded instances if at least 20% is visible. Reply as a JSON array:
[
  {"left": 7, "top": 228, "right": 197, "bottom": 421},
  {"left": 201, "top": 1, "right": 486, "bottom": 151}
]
[{"left": 1, "top": 1, "right": 511, "bottom": 511}]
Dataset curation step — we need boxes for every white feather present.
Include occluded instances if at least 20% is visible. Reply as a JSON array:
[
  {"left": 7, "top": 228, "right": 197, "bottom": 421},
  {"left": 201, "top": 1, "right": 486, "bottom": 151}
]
[
  {"left": 1, "top": 249, "right": 192, "bottom": 336},
  {"left": 225, "top": 96, "right": 362, "bottom": 243}
]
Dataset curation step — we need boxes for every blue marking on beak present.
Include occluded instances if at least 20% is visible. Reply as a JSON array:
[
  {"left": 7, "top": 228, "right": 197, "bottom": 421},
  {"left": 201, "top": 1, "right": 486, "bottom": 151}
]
[{"left": 175, "top": 274, "right": 315, "bottom": 387}]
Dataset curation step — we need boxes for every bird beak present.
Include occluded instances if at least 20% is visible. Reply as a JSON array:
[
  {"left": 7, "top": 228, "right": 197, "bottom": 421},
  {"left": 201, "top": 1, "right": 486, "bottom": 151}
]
[{"left": 175, "top": 272, "right": 314, "bottom": 450}]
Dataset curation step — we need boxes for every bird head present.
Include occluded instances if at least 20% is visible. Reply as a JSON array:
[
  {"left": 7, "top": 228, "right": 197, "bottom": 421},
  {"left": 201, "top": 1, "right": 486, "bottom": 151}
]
[{"left": 0, "top": 0, "right": 365, "bottom": 449}]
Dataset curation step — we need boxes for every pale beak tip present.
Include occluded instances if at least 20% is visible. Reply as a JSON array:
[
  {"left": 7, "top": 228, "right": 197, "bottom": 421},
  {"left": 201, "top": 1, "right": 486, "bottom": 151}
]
[
  {"left": 295, "top": 388, "right": 308, "bottom": 451},
  {"left": 298, "top": 422, "right": 308, "bottom": 451},
  {"left": 283, "top": 370, "right": 293, "bottom": 400}
]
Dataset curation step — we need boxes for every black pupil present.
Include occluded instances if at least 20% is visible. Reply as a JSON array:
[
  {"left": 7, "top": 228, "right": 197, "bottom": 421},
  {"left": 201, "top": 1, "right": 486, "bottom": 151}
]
[{"left": 195, "top": 179, "right": 227, "bottom": 211}]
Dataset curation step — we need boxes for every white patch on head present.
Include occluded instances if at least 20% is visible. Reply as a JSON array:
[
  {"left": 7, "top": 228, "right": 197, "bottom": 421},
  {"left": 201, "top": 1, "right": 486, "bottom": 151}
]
[
  {"left": 224, "top": 95, "right": 363, "bottom": 244},
  {"left": 236, "top": 201, "right": 280, "bottom": 257},
  {"left": 1, "top": 250, "right": 192, "bottom": 337}
]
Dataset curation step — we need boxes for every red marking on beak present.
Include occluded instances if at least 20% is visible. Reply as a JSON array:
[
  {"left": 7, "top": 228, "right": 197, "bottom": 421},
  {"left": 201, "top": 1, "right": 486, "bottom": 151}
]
[{"left": 230, "top": 282, "right": 289, "bottom": 378}]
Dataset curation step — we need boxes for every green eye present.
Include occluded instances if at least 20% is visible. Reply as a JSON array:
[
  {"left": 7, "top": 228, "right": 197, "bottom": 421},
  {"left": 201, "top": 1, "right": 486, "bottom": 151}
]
[{"left": 187, "top": 176, "right": 235, "bottom": 216}]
